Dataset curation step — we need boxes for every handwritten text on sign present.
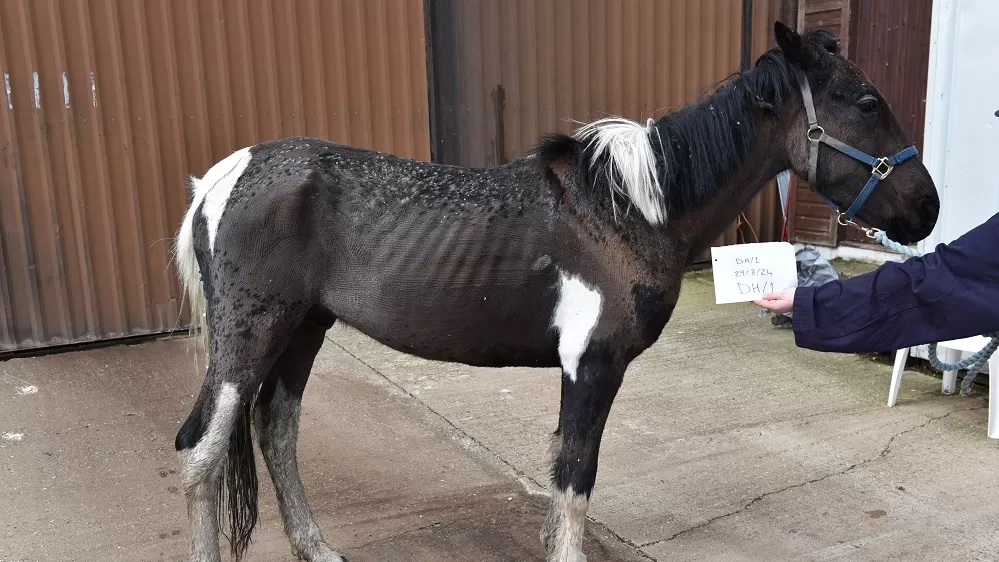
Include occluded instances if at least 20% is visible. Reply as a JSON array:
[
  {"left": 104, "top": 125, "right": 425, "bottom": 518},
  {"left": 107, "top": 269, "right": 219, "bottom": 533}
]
[{"left": 710, "top": 242, "right": 798, "bottom": 304}]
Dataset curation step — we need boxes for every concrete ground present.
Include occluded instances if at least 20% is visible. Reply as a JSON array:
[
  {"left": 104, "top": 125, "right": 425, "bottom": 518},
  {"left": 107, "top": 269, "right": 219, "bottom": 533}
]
[{"left": 3, "top": 270, "right": 999, "bottom": 562}]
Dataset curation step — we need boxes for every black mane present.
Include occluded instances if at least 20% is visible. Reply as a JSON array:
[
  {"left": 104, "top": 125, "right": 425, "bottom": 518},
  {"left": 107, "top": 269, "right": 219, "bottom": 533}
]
[{"left": 536, "top": 47, "right": 797, "bottom": 223}]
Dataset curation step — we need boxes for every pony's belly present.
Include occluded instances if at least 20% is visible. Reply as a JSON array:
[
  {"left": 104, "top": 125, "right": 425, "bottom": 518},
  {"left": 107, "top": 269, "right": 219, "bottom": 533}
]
[{"left": 332, "top": 270, "right": 561, "bottom": 368}]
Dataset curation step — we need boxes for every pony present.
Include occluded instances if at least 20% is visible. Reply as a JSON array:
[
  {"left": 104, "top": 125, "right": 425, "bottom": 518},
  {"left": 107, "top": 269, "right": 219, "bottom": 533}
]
[{"left": 172, "top": 22, "right": 939, "bottom": 562}]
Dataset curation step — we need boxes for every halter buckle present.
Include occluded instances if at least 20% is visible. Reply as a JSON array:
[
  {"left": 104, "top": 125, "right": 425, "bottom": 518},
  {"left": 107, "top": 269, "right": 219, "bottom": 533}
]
[
  {"left": 807, "top": 125, "right": 824, "bottom": 142},
  {"left": 872, "top": 157, "right": 893, "bottom": 180}
]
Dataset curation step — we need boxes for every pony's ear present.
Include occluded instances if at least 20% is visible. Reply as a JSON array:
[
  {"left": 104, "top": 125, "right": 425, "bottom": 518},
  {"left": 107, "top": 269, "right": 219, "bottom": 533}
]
[{"left": 774, "top": 21, "right": 807, "bottom": 63}]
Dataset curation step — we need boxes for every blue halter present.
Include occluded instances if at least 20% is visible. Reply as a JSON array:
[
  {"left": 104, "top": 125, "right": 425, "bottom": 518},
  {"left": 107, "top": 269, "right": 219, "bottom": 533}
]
[{"left": 795, "top": 67, "right": 919, "bottom": 227}]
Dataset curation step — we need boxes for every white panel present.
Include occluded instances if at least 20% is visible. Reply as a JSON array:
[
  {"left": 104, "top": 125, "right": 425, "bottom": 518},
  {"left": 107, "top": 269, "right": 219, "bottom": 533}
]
[
  {"left": 919, "top": 0, "right": 999, "bottom": 253},
  {"left": 906, "top": 0, "right": 998, "bottom": 369}
]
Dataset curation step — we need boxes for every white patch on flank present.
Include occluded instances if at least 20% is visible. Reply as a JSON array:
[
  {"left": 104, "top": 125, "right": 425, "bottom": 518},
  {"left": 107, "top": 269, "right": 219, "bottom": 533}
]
[
  {"left": 179, "top": 382, "right": 239, "bottom": 491},
  {"left": 551, "top": 271, "right": 602, "bottom": 383},
  {"left": 573, "top": 116, "right": 666, "bottom": 225},
  {"left": 90, "top": 72, "right": 96, "bottom": 106},
  {"left": 32, "top": 72, "right": 40, "bottom": 109},
  {"left": 2, "top": 432, "right": 24, "bottom": 442},
  {"left": 17, "top": 385, "right": 38, "bottom": 395}
]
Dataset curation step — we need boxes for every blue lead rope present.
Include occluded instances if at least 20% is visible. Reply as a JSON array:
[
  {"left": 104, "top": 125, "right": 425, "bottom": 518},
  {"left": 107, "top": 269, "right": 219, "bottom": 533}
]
[{"left": 872, "top": 230, "right": 999, "bottom": 395}]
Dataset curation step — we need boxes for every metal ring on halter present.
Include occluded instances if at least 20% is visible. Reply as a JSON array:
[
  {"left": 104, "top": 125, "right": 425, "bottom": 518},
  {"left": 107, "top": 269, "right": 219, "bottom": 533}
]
[{"left": 807, "top": 125, "right": 824, "bottom": 141}]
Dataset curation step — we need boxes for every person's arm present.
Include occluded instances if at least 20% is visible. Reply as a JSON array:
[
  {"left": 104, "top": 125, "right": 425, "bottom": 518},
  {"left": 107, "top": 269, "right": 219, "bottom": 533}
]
[{"left": 790, "top": 212, "right": 999, "bottom": 353}]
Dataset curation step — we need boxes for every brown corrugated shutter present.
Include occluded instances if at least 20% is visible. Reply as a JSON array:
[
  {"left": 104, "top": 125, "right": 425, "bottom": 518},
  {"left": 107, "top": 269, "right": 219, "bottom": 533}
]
[
  {"left": 428, "top": 0, "right": 784, "bottom": 264},
  {"left": 0, "top": 0, "right": 430, "bottom": 352}
]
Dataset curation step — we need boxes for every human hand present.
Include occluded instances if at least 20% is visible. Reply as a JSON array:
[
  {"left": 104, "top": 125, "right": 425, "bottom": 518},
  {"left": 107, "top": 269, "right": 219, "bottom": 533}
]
[{"left": 753, "top": 288, "right": 795, "bottom": 315}]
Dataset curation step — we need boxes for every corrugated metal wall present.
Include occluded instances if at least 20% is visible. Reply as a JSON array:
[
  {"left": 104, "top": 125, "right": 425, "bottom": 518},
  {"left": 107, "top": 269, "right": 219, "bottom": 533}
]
[
  {"left": 2, "top": 0, "right": 787, "bottom": 352},
  {"left": 0, "top": 0, "right": 430, "bottom": 352},
  {"left": 432, "top": 0, "right": 783, "bottom": 261},
  {"left": 841, "top": 0, "right": 933, "bottom": 245}
]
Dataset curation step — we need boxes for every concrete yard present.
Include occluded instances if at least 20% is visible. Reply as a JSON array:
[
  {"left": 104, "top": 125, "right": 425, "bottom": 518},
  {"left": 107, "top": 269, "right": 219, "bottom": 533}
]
[{"left": 2, "top": 271, "right": 998, "bottom": 561}]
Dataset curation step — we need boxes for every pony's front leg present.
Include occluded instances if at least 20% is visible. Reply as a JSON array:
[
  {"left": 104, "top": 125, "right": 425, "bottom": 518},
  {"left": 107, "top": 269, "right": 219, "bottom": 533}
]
[{"left": 542, "top": 348, "right": 626, "bottom": 562}]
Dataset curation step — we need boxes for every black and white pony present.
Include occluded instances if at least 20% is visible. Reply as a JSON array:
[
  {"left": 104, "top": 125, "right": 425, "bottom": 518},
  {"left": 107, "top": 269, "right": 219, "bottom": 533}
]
[{"left": 173, "top": 23, "right": 939, "bottom": 562}]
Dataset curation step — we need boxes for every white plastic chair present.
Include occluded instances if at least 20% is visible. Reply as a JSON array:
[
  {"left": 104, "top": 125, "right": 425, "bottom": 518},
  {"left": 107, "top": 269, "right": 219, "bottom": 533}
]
[{"left": 889, "top": 335, "right": 999, "bottom": 438}]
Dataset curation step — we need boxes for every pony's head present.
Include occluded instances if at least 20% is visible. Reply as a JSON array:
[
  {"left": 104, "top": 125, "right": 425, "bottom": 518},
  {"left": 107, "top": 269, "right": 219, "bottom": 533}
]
[{"left": 774, "top": 21, "right": 938, "bottom": 244}]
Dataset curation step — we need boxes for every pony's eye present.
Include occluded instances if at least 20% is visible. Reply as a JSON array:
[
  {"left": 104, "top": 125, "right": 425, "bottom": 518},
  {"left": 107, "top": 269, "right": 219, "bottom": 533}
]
[{"left": 858, "top": 95, "right": 878, "bottom": 113}]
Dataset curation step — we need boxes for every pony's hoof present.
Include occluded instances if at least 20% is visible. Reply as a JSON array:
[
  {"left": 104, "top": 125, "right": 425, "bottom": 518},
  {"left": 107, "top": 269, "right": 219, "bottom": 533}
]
[
  {"left": 549, "top": 552, "right": 587, "bottom": 562},
  {"left": 299, "top": 553, "right": 348, "bottom": 562},
  {"left": 292, "top": 544, "right": 348, "bottom": 562}
]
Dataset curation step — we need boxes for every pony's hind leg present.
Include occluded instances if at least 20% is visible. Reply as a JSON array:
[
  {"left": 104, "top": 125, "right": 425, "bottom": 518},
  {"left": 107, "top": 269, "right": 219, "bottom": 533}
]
[
  {"left": 176, "top": 304, "right": 305, "bottom": 562},
  {"left": 542, "top": 348, "right": 626, "bottom": 562},
  {"left": 254, "top": 311, "right": 346, "bottom": 562},
  {"left": 176, "top": 378, "right": 240, "bottom": 562}
]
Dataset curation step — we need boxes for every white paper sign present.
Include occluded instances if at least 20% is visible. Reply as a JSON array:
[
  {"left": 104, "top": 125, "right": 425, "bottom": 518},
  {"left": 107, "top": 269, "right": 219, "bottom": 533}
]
[{"left": 710, "top": 242, "right": 798, "bottom": 304}]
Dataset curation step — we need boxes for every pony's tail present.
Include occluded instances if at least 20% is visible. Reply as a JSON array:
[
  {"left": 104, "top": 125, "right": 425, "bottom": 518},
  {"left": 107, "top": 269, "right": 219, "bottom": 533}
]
[
  {"left": 219, "top": 400, "right": 259, "bottom": 561},
  {"left": 175, "top": 176, "right": 210, "bottom": 362},
  {"left": 174, "top": 156, "right": 260, "bottom": 560}
]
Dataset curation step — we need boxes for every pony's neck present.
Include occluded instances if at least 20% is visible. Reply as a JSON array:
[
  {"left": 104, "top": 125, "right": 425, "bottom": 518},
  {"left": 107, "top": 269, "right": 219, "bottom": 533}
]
[
  {"left": 649, "top": 56, "right": 796, "bottom": 257},
  {"left": 671, "top": 115, "right": 790, "bottom": 257}
]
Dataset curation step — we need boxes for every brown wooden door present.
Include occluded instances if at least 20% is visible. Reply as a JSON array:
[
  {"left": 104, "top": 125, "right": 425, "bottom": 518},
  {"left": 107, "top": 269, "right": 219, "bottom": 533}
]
[
  {"left": 838, "top": 0, "right": 933, "bottom": 246},
  {"left": 788, "top": 0, "right": 933, "bottom": 248}
]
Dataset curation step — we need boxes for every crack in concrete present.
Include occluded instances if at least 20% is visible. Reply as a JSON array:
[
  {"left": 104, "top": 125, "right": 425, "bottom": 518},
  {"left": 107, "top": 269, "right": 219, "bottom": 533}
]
[
  {"left": 325, "top": 335, "right": 545, "bottom": 491},
  {"left": 326, "top": 334, "right": 983, "bottom": 561},
  {"left": 325, "top": 335, "right": 658, "bottom": 561},
  {"left": 639, "top": 406, "right": 985, "bottom": 549},
  {"left": 597, "top": 524, "right": 660, "bottom": 562}
]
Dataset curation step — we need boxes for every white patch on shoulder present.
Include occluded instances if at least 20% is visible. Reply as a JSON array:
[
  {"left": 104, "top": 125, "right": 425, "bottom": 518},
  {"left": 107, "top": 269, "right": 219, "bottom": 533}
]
[
  {"left": 573, "top": 116, "right": 665, "bottom": 225},
  {"left": 551, "top": 271, "right": 602, "bottom": 382},
  {"left": 189, "top": 146, "right": 254, "bottom": 253}
]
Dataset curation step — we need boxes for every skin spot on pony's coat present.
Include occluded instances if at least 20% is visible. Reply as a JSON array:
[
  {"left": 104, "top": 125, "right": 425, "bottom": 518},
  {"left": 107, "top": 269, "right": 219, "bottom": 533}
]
[
  {"left": 552, "top": 272, "right": 602, "bottom": 382},
  {"left": 533, "top": 255, "right": 553, "bottom": 271}
]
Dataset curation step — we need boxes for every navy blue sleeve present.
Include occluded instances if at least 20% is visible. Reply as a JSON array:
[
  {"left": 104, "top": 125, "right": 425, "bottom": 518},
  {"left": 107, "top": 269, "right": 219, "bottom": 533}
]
[{"left": 792, "top": 212, "right": 999, "bottom": 353}]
